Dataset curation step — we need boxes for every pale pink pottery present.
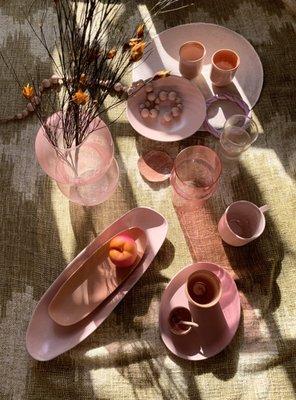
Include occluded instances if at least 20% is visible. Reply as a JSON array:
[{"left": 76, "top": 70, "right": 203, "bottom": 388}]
[
  {"left": 218, "top": 201, "right": 269, "bottom": 246},
  {"left": 133, "top": 23, "right": 263, "bottom": 130},
  {"left": 35, "top": 113, "right": 119, "bottom": 206},
  {"left": 127, "top": 75, "right": 206, "bottom": 142},
  {"left": 159, "top": 262, "right": 241, "bottom": 360},
  {"left": 168, "top": 307, "right": 193, "bottom": 335},
  {"left": 137, "top": 150, "right": 174, "bottom": 183},
  {"left": 179, "top": 41, "right": 206, "bottom": 79},
  {"left": 210, "top": 49, "right": 240, "bottom": 87},
  {"left": 26, "top": 207, "right": 168, "bottom": 361},
  {"left": 185, "top": 269, "right": 222, "bottom": 309},
  {"left": 170, "top": 145, "right": 222, "bottom": 208},
  {"left": 48, "top": 227, "right": 147, "bottom": 327}
]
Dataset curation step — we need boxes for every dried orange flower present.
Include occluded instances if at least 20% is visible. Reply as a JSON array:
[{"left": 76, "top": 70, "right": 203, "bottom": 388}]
[
  {"left": 130, "top": 41, "right": 145, "bottom": 62},
  {"left": 129, "top": 38, "right": 141, "bottom": 47},
  {"left": 107, "top": 48, "right": 117, "bottom": 59},
  {"left": 153, "top": 69, "right": 171, "bottom": 80},
  {"left": 72, "top": 90, "right": 89, "bottom": 105},
  {"left": 22, "top": 84, "right": 34, "bottom": 99},
  {"left": 136, "top": 23, "right": 145, "bottom": 38}
]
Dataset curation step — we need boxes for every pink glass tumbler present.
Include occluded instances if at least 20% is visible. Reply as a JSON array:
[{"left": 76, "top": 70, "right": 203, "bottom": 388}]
[{"left": 170, "top": 146, "right": 222, "bottom": 208}]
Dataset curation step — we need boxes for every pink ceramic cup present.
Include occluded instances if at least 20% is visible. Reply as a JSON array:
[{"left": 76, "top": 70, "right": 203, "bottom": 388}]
[
  {"left": 168, "top": 306, "right": 193, "bottom": 335},
  {"left": 218, "top": 201, "right": 269, "bottom": 247},
  {"left": 210, "top": 49, "right": 240, "bottom": 87},
  {"left": 179, "top": 41, "right": 206, "bottom": 79},
  {"left": 185, "top": 270, "right": 222, "bottom": 310}
]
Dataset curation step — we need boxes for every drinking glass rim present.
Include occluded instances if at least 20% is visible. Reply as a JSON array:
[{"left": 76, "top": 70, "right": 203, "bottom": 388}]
[
  {"left": 179, "top": 41, "right": 206, "bottom": 63},
  {"left": 222, "top": 115, "right": 259, "bottom": 147},
  {"left": 211, "top": 48, "right": 240, "bottom": 71},
  {"left": 173, "top": 145, "right": 222, "bottom": 190}
]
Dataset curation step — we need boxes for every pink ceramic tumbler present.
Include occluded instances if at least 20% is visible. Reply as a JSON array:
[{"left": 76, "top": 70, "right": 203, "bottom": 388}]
[
  {"left": 185, "top": 269, "right": 222, "bottom": 310},
  {"left": 210, "top": 49, "right": 240, "bottom": 87},
  {"left": 218, "top": 201, "right": 269, "bottom": 246},
  {"left": 179, "top": 41, "right": 206, "bottom": 79},
  {"left": 168, "top": 307, "right": 193, "bottom": 335},
  {"left": 170, "top": 145, "right": 222, "bottom": 208}
]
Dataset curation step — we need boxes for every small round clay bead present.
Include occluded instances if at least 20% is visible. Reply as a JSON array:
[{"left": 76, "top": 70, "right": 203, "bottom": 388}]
[
  {"left": 159, "top": 91, "right": 168, "bottom": 101},
  {"left": 147, "top": 92, "right": 156, "bottom": 102},
  {"left": 141, "top": 108, "right": 150, "bottom": 118},
  {"left": 168, "top": 91, "right": 177, "bottom": 101},
  {"left": 22, "top": 110, "right": 29, "bottom": 118},
  {"left": 27, "top": 103, "right": 34, "bottom": 112},
  {"left": 139, "top": 103, "right": 146, "bottom": 110},
  {"left": 155, "top": 104, "right": 160, "bottom": 111},
  {"left": 145, "top": 83, "right": 153, "bottom": 93},
  {"left": 155, "top": 97, "right": 160, "bottom": 104},
  {"left": 177, "top": 103, "right": 183, "bottom": 110},
  {"left": 50, "top": 75, "right": 60, "bottom": 84},
  {"left": 145, "top": 100, "right": 151, "bottom": 108},
  {"left": 114, "top": 82, "right": 123, "bottom": 92},
  {"left": 149, "top": 109, "right": 158, "bottom": 119}
]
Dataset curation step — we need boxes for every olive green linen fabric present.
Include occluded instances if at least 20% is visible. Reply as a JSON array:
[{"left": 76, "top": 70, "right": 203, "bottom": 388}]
[{"left": 0, "top": 1, "right": 295, "bottom": 399}]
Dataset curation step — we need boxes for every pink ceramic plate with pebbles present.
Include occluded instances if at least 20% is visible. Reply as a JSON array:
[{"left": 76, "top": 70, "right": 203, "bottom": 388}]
[
  {"left": 127, "top": 75, "right": 206, "bottom": 142},
  {"left": 159, "top": 262, "right": 241, "bottom": 360}
]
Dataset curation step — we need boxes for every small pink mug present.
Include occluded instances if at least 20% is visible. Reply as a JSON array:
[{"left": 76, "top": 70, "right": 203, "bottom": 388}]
[
  {"left": 179, "top": 41, "right": 206, "bottom": 79},
  {"left": 210, "top": 49, "right": 240, "bottom": 87},
  {"left": 218, "top": 201, "right": 269, "bottom": 247}
]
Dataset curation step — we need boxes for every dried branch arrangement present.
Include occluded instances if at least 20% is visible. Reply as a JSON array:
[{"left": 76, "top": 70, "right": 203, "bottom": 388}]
[{"left": 0, "top": 0, "right": 180, "bottom": 149}]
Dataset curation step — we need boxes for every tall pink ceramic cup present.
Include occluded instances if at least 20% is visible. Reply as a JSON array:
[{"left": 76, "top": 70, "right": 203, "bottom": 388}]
[
  {"left": 218, "top": 201, "right": 268, "bottom": 246},
  {"left": 179, "top": 41, "right": 206, "bottom": 79},
  {"left": 210, "top": 49, "right": 240, "bottom": 87}
]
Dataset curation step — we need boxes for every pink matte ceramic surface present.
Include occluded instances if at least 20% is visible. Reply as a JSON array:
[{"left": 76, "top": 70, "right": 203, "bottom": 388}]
[
  {"left": 218, "top": 201, "right": 268, "bottom": 247},
  {"left": 168, "top": 307, "right": 192, "bottom": 335},
  {"left": 132, "top": 23, "right": 263, "bottom": 130},
  {"left": 179, "top": 41, "right": 206, "bottom": 79},
  {"left": 170, "top": 146, "right": 222, "bottom": 207},
  {"left": 159, "top": 262, "right": 241, "bottom": 360},
  {"left": 210, "top": 49, "right": 240, "bottom": 87},
  {"left": 127, "top": 75, "right": 206, "bottom": 142},
  {"left": 26, "top": 207, "right": 168, "bottom": 361},
  {"left": 185, "top": 269, "right": 222, "bottom": 309},
  {"left": 48, "top": 228, "right": 147, "bottom": 326}
]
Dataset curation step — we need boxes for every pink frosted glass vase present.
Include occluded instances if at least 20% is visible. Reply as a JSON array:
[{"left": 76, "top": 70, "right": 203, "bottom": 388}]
[{"left": 35, "top": 113, "right": 119, "bottom": 206}]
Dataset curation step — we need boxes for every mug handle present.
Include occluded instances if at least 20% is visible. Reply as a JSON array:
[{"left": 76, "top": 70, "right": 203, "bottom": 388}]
[{"left": 259, "top": 204, "right": 269, "bottom": 213}]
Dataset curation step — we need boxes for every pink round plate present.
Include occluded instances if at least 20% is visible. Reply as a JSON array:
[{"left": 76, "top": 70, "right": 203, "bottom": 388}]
[
  {"left": 159, "top": 262, "right": 241, "bottom": 360},
  {"left": 133, "top": 23, "right": 263, "bottom": 130},
  {"left": 127, "top": 76, "right": 206, "bottom": 142}
]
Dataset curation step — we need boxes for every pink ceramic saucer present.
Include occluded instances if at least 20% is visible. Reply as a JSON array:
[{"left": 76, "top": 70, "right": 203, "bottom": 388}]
[
  {"left": 127, "top": 75, "right": 206, "bottom": 142},
  {"left": 133, "top": 23, "right": 263, "bottom": 130},
  {"left": 26, "top": 207, "right": 168, "bottom": 361},
  {"left": 159, "top": 262, "right": 241, "bottom": 360}
]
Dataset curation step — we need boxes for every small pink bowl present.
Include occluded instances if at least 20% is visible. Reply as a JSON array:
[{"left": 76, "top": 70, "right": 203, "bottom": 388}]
[{"left": 168, "top": 306, "right": 193, "bottom": 335}]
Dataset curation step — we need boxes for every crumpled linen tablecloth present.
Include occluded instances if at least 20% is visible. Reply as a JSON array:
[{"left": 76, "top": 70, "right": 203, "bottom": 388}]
[{"left": 0, "top": 1, "right": 295, "bottom": 399}]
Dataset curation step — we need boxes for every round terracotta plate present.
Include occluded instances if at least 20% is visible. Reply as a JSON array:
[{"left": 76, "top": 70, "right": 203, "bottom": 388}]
[
  {"left": 127, "top": 76, "right": 206, "bottom": 142},
  {"left": 159, "top": 262, "right": 241, "bottom": 360},
  {"left": 133, "top": 23, "right": 263, "bottom": 130},
  {"left": 138, "top": 150, "right": 174, "bottom": 182}
]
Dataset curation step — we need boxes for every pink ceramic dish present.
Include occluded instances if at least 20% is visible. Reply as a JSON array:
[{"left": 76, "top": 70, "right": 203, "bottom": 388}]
[
  {"left": 127, "top": 75, "right": 206, "bottom": 142},
  {"left": 133, "top": 23, "right": 263, "bottom": 130},
  {"left": 26, "top": 207, "right": 168, "bottom": 361},
  {"left": 159, "top": 262, "right": 241, "bottom": 360}
]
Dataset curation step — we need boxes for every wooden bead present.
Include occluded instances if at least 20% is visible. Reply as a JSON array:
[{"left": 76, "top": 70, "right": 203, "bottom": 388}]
[
  {"left": 114, "top": 82, "right": 123, "bottom": 92},
  {"left": 145, "top": 83, "right": 153, "bottom": 93},
  {"left": 27, "top": 103, "right": 34, "bottom": 112},
  {"left": 50, "top": 75, "right": 60, "bottom": 84},
  {"left": 42, "top": 79, "right": 51, "bottom": 88}
]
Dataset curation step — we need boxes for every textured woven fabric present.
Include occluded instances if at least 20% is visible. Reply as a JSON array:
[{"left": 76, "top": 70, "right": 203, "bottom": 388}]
[{"left": 0, "top": 1, "right": 295, "bottom": 399}]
